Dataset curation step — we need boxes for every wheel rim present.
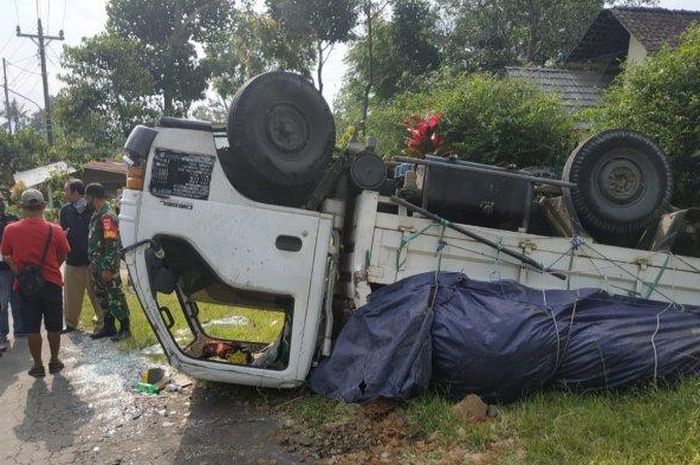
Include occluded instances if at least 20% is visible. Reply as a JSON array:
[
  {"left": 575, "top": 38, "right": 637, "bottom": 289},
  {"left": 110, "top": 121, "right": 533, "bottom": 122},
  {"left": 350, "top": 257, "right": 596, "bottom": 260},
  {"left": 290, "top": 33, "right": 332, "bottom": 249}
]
[
  {"left": 597, "top": 156, "right": 645, "bottom": 204},
  {"left": 265, "top": 103, "right": 310, "bottom": 154}
]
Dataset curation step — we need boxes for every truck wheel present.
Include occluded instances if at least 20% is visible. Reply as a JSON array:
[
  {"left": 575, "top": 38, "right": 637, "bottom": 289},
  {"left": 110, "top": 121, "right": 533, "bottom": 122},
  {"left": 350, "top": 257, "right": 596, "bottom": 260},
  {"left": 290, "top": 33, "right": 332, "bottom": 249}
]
[
  {"left": 563, "top": 129, "right": 672, "bottom": 241},
  {"left": 225, "top": 72, "right": 335, "bottom": 192}
]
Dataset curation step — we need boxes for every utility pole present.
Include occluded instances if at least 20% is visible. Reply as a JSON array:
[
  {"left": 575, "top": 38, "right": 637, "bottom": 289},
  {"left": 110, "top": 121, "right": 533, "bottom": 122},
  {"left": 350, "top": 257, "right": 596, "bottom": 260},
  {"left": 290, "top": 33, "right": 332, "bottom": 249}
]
[
  {"left": 16, "top": 19, "right": 64, "bottom": 145},
  {"left": 2, "top": 58, "right": 11, "bottom": 135}
]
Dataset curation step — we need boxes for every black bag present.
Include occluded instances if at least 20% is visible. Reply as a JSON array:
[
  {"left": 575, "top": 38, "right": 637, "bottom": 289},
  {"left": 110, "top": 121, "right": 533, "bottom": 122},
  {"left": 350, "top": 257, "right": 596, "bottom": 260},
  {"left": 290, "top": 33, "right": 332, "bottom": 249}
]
[{"left": 17, "top": 225, "right": 53, "bottom": 298}]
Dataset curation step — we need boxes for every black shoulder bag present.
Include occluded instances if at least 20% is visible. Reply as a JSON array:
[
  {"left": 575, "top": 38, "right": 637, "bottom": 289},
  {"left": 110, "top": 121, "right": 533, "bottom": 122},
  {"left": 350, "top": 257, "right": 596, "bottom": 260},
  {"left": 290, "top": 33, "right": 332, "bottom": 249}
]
[{"left": 17, "top": 225, "right": 53, "bottom": 298}]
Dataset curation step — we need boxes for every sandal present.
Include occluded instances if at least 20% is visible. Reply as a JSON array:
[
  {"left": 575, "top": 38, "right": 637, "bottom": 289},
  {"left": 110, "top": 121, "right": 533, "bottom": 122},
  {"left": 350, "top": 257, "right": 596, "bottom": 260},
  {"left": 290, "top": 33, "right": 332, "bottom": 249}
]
[
  {"left": 48, "top": 360, "right": 65, "bottom": 374},
  {"left": 28, "top": 365, "right": 46, "bottom": 378}
]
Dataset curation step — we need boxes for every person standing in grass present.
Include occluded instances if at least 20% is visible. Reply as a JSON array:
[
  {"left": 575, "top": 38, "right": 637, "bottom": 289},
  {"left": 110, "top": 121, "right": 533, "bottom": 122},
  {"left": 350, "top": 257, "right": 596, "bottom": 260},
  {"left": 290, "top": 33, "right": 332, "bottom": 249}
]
[
  {"left": 86, "top": 183, "right": 130, "bottom": 341},
  {"left": 60, "top": 179, "right": 103, "bottom": 335},
  {"left": 0, "top": 192, "right": 23, "bottom": 353},
  {"left": 1, "top": 189, "right": 71, "bottom": 377}
]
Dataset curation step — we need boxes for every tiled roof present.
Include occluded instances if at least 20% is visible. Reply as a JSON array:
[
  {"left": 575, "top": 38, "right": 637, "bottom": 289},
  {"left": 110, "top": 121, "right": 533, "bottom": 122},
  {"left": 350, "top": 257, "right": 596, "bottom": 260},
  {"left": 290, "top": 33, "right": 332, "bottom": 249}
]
[
  {"left": 506, "top": 67, "right": 610, "bottom": 112},
  {"left": 83, "top": 159, "right": 128, "bottom": 175},
  {"left": 612, "top": 7, "right": 700, "bottom": 52},
  {"left": 568, "top": 7, "right": 700, "bottom": 62}
]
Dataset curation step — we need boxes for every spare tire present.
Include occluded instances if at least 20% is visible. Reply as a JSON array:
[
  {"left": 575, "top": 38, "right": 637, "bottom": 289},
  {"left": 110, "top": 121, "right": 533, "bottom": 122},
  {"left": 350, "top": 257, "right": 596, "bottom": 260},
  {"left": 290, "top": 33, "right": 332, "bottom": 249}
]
[
  {"left": 563, "top": 129, "right": 672, "bottom": 242},
  {"left": 223, "top": 72, "right": 335, "bottom": 206}
]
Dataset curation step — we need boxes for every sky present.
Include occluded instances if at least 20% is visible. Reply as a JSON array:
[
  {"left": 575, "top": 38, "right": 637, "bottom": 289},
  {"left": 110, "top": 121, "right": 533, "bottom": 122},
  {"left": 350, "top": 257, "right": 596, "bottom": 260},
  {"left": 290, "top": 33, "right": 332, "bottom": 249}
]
[{"left": 0, "top": 0, "right": 699, "bottom": 121}]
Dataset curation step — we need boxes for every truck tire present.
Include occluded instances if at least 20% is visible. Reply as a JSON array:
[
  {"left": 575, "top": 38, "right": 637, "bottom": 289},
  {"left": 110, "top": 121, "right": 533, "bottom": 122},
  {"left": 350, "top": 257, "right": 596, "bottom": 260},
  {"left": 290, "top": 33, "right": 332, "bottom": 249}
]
[
  {"left": 563, "top": 129, "right": 672, "bottom": 241},
  {"left": 223, "top": 72, "right": 335, "bottom": 206}
]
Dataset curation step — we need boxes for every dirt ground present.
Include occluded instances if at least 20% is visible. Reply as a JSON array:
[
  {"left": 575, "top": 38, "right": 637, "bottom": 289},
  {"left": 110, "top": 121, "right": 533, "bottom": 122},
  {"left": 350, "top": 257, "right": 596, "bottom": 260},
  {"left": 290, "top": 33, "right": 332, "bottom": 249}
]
[{"left": 0, "top": 330, "right": 305, "bottom": 465}]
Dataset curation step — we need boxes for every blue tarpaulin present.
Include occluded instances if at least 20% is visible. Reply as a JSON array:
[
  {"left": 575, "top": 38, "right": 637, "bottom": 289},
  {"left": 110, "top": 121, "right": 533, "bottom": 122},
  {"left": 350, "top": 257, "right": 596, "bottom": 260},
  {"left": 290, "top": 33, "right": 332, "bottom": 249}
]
[{"left": 310, "top": 272, "right": 700, "bottom": 403}]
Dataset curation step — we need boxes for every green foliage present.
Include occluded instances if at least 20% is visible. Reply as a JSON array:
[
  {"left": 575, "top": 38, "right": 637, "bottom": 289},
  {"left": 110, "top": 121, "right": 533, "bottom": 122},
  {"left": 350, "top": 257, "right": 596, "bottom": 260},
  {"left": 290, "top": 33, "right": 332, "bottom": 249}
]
[
  {"left": 1, "top": 99, "right": 31, "bottom": 133},
  {"left": 365, "top": 72, "right": 575, "bottom": 168},
  {"left": 267, "top": 0, "right": 359, "bottom": 93},
  {"left": 392, "top": 0, "right": 442, "bottom": 79},
  {"left": 445, "top": 0, "right": 602, "bottom": 69},
  {"left": 106, "top": 0, "right": 234, "bottom": 115},
  {"left": 337, "top": 18, "right": 398, "bottom": 112},
  {"left": 204, "top": 5, "right": 315, "bottom": 102},
  {"left": 588, "top": 25, "right": 700, "bottom": 207},
  {"left": 340, "top": 0, "right": 442, "bottom": 105},
  {"left": 54, "top": 33, "right": 157, "bottom": 149},
  {"left": 267, "top": 0, "right": 358, "bottom": 45},
  {"left": 0, "top": 128, "right": 49, "bottom": 185}
]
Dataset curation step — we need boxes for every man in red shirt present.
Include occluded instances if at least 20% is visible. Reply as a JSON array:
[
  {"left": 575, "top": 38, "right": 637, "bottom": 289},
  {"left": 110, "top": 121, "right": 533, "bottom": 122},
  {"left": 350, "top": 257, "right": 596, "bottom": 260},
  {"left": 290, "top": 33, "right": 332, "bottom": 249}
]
[{"left": 1, "top": 189, "right": 71, "bottom": 377}]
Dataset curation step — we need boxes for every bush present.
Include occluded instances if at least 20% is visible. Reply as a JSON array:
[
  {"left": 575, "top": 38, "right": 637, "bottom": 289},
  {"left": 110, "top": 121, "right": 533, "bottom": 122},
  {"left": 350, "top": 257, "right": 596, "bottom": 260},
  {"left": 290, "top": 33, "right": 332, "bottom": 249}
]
[
  {"left": 365, "top": 72, "right": 576, "bottom": 168},
  {"left": 588, "top": 25, "right": 700, "bottom": 207}
]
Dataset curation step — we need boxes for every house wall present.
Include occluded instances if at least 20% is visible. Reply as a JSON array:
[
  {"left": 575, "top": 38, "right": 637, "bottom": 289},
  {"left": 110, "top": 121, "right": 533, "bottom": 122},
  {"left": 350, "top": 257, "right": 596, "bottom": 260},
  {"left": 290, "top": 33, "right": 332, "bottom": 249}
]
[
  {"left": 83, "top": 169, "right": 126, "bottom": 196},
  {"left": 628, "top": 34, "right": 648, "bottom": 62}
]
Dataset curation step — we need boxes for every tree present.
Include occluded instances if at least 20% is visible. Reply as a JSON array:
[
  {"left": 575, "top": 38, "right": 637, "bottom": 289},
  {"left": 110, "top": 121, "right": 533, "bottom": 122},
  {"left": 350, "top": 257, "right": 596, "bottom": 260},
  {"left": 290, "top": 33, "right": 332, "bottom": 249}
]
[
  {"left": 588, "top": 25, "right": 700, "bottom": 207},
  {"left": 337, "top": 0, "right": 441, "bottom": 138},
  {"left": 1, "top": 99, "right": 30, "bottom": 133},
  {"left": 0, "top": 128, "right": 48, "bottom": 185},
  {"left": 392, "top": 0, "right": 441, "bottom": 76},
  {"left": 54, "top": 33, "right": 156, "bottom": 149},
  {"left": 205, "top": 4, "right": 315, "bottom": 104},
  {"left": 106, "top": 0, "right": 234, "bottom": 115},
  {"left": 267, "top": 0, "right": 359, "bottom": 94},
  {"left": 444, "top": 0, "right": 657, "bottom": 70}
]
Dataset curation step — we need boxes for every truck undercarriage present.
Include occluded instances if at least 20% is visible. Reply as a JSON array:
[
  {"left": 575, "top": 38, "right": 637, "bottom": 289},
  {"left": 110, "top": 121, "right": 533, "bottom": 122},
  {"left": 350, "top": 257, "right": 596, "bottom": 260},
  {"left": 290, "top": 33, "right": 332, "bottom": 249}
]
[{"left": 118, "top": 72, "right": 700, "bottom": 388}]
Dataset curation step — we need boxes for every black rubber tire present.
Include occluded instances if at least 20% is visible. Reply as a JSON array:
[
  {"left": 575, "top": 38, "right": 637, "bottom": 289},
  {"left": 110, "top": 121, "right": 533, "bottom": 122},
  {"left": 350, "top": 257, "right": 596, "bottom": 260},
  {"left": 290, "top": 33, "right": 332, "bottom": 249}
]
[
  {"left": 563, "top": 129, "right": 672, "bottom": 241},
  {"left": 224, "top": 72, "right": 335, "bottom": 200}
]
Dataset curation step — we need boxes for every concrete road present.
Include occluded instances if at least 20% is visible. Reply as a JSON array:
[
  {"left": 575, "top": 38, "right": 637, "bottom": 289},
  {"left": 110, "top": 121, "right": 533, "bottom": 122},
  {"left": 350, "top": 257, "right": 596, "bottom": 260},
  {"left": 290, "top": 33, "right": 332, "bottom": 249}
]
[{"left": 0, "top": 331, "right": 302, "bottom": 465}]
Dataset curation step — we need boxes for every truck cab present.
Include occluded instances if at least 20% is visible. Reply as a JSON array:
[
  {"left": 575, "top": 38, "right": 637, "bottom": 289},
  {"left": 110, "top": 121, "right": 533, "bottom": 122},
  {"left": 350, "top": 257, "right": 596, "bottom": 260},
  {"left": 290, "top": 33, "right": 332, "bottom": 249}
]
[{"left": 120, "top": 117, "right": 335, "bottom": 388}]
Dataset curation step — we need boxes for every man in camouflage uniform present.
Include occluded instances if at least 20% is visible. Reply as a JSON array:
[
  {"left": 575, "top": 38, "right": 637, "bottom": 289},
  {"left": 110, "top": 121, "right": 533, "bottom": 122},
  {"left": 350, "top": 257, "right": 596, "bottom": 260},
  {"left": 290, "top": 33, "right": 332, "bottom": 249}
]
[{"left": 86, "top": 183, "right": 130, "bottom": 341}]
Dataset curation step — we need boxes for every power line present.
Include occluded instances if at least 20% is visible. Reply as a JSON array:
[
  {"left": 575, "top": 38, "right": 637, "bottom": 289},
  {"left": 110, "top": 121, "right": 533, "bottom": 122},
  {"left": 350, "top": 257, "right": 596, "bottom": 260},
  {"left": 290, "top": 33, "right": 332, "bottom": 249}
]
[
  {"left": 6, "top": 60, "right": 42, "bottom": 77},
  {"left": 5, "top": 86, "right": 42, "bottom": 111},
  {"left": 0, "top": 34, "right": 14, "bottom": 57},
  {"left": 61, "top": 0, "right": 68, "bottom": 31},
  {"left": 14, "top": 0, "right": 21, "bottom": 24},
  {"left": 12, "top": 54, "right": 39, "bottom": 66},
  {"left": 8, "top": 70, "right": 32, "bottom": 89},
  {"left": 22, "top": 80, "right": 42, "bottom": 101},
  {"left": 47, "top": 44, "right": 62, "bottom": 63},
  {"left": 6, "top": 41, "right": 26, "bottom": 61},
  {"left": 9, "top": 68, "right": 39, "bottom": 92}
]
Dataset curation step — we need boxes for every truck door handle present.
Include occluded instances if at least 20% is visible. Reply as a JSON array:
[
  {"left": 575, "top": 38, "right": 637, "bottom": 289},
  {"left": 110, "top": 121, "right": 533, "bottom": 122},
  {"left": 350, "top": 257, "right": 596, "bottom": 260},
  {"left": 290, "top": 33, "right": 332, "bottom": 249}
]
[{"left": 275, "top": 235, "right": 303, "bottom": 252}]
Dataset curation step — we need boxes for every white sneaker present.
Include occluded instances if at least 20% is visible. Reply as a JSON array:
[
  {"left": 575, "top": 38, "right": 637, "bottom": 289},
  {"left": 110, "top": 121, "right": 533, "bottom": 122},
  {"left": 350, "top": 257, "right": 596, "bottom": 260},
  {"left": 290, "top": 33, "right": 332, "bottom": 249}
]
[{"left": 0, "top": 340, "right": 7, "bottom": 351}]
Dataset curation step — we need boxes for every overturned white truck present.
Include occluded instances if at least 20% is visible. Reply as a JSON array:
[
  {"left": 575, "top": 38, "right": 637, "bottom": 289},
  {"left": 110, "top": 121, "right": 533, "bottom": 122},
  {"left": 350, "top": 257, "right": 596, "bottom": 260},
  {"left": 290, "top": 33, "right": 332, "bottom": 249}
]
[{"left": 119, "top": 72, "right": 700, "bottom": 389}]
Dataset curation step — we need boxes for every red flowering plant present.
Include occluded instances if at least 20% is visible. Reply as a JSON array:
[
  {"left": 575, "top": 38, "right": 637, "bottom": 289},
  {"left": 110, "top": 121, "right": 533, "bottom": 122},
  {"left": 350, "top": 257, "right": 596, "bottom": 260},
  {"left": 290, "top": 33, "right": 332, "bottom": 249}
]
[{"left": 402, "top": 112, "right": 445, "bottom": 157}]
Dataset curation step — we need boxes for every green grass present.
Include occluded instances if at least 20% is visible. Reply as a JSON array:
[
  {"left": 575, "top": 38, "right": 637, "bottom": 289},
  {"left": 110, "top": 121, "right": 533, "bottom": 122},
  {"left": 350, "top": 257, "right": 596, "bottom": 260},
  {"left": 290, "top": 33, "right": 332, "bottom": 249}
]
[
  {"left": 277, "top": 382, "right": 700, "bottom": 464},
  {"left": 285, "top": 393, "right": 358, "bottom": 430},
  {"left": 78, "top": 287, "right": 285, "bottom": 353}
]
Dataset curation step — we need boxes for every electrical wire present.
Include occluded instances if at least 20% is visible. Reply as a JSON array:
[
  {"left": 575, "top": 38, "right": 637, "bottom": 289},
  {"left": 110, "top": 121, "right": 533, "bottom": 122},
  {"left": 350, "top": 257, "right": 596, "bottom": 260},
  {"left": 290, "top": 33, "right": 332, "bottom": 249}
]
[
  {"left": 61, "top": 0, "right": 68, "bottom": 31},
  {"left": 47, "top": 43, "right": 62, "bottom": 63},
  {"left": 14, "top": 0, "right": 21, "bottom": 24},
  {"left": 12, "top": 54, "right": 40, "bottom": 66},
  {"left": 23, "top": 80, "right": 41, "bottom": 99},
  {"left": 6, "top": 41, "right": 26, "bottom": 61},
  {"left": 8, "top": 70, "right": 31, "bottom": 89},
  {"left": 0, "top": 34, "right": 14, "bottom": 57},
  {"left": 7, "top": 60, "right": 42, "bottom": 76}
]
